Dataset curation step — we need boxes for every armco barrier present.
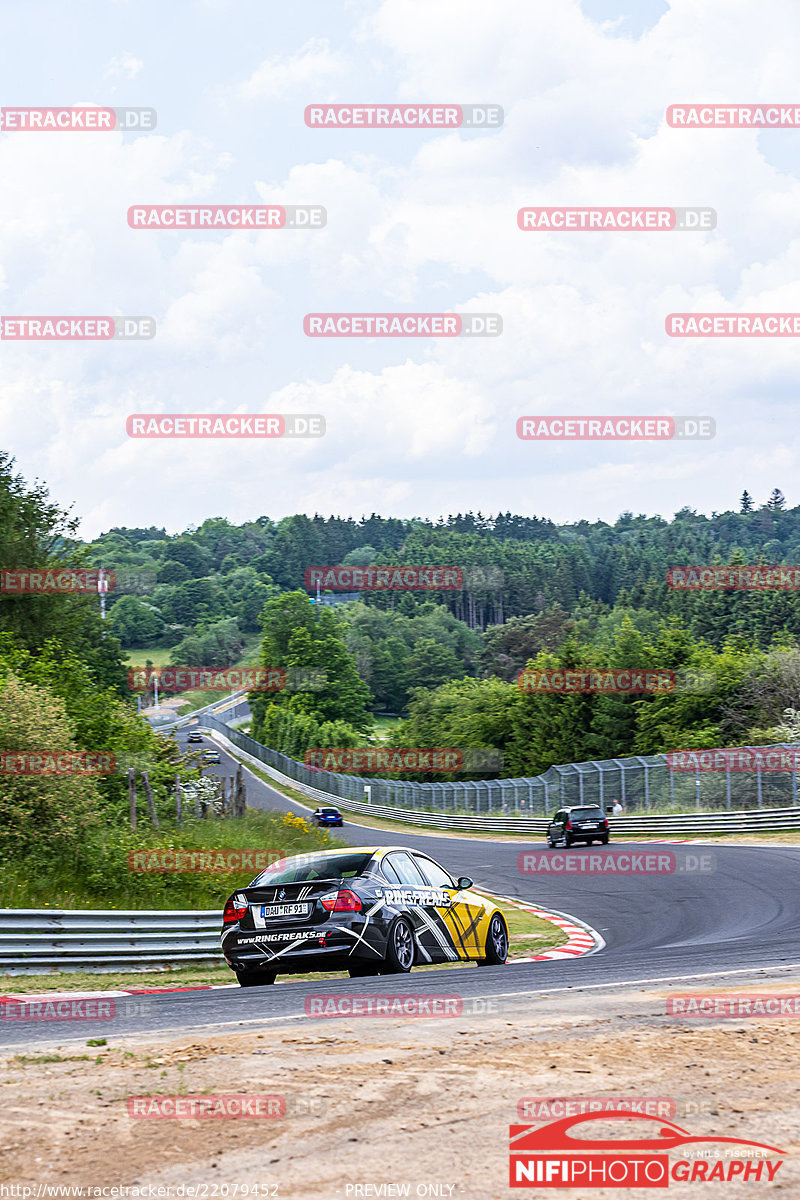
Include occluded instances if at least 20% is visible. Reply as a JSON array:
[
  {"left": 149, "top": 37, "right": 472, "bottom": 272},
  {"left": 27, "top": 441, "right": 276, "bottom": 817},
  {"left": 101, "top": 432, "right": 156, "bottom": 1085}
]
[
  {"left": 200, "top": 713, "right": 800, "bottom": 818},
  {"left": 150, "top": 690, "right": 248, "bottom": 731},
  {"left": 202, "top": 723, "right": 800, "bottom": 836},
  {"left": 0, "top": 909, "right": 222, "bottom": 974}
]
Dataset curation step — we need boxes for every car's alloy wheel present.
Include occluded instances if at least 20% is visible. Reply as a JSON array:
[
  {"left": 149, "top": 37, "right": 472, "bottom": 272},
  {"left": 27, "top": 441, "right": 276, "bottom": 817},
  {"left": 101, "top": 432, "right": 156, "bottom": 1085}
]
[
  {"left": 546, "top": 835, "right": 555, "bottom": 848},
  {"left": 383, "top": 917, "right": 415, "bottom": 973},
  {"left": 236, "top": 969, "right": 276, "bottom": 987},
  {"left": 479, "top": 913, "right": 509, "bottom": 966}
]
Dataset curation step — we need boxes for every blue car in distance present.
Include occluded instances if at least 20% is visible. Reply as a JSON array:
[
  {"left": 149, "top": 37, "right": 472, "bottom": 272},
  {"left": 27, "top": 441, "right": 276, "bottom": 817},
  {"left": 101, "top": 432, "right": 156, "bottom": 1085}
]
[{"left": 312, "top": 806, "right": 344, "bottom": 827}]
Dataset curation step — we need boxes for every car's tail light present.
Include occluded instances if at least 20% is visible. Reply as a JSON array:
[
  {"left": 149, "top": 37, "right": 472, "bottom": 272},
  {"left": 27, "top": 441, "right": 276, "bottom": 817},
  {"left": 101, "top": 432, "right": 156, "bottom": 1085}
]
[
  {"left": 223, "top": 897, "right": 248, "bottom": 924},
  {"left": 603, "top": 818, "right": 609, "bottom": 828},
  {"left": 320, "top": 889, "right": 362, "bottom": 912},
  {"left": 565, "top": 819, "right": 573, "bottom": 830}
]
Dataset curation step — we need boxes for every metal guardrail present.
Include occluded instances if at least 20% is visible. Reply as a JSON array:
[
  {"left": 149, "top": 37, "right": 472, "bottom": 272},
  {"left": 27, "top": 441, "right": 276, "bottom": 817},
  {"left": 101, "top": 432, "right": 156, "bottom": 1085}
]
[
  {"left": 0, "top": 909, "right": 222, "bottom": 974},
  {"left": 148, "top": 691, "right": 248, "bottom": 731},
  {"left": 200, "top": 715, "right": 800, "bottom": 818},
  {"left": 6, "top": 749, "right": 800, "bottom": 975},
  {"left": 204, "top": 724, "right": 800, "bottom": 836}
]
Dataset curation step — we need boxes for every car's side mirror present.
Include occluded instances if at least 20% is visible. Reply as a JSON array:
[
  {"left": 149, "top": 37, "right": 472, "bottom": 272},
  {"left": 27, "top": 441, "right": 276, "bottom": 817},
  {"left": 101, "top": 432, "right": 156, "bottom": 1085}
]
[{"left": 456, "top": 876, "right": 473, "bottom": 890}]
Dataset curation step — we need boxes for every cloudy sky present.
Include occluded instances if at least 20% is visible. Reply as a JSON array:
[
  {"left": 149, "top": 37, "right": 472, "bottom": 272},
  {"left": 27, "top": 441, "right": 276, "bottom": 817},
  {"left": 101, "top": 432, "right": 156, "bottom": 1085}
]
[{"left": 1, "top": 0, "right": 798, "bottom": 537}]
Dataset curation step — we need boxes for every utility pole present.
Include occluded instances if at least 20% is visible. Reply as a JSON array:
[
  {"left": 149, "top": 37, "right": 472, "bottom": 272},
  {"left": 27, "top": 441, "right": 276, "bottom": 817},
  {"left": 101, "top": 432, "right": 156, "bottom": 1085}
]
[{"left": 98, "top": 566, "right": 109, "bottom": 620}]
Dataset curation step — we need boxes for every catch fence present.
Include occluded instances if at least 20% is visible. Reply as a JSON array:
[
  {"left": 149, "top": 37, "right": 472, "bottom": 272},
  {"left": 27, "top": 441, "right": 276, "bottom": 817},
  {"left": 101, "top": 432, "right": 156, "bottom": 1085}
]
[{"left": 200, "top": 715, "right": 797, "bottom": 816}]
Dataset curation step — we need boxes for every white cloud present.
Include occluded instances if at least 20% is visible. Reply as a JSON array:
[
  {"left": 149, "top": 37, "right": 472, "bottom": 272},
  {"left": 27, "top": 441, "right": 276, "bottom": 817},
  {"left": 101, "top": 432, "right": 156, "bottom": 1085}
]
[
  {"left": 237, "top": 38, "right": 346, "bottom": 101},
  {"left": 105, "top": 52, "right": 144, "bottom": 81},
  {"left": 4, "top": 0, "right": 800, "bottom": 534}
]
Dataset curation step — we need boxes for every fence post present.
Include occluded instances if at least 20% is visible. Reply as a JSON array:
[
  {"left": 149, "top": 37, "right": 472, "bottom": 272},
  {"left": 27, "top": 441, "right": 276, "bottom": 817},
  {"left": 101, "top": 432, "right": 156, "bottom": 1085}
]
[
  {"left": 142, "top": 771, "right": 159, "bottom": 829},
  {"left": 644, "top": 761, "right": 650, "bottom": 812},
  {"left": 726, "top": 762, "right": 731, "bottom": 810},
  {"left": 236, "top": 764, "right": 245, "bottom": 817},
  {"left": 128, "top": 768, "right": 137, "bottom": 832}
]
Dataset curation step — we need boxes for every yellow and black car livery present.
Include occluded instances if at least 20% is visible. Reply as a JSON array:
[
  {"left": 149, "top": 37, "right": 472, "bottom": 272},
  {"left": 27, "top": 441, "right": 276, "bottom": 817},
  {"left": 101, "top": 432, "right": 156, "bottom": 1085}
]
[{"left": 221, "top": 845, "right": 509, "bottom": 987}]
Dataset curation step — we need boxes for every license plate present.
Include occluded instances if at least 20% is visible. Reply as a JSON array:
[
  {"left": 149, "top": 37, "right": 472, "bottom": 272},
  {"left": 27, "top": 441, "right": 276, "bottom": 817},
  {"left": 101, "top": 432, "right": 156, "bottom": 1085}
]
[
  {"left": 260, "top": 902, "right": 311, "bottom": 919},
  {"left": 583, "top": 823, "right": 598, "bottom": 829}
]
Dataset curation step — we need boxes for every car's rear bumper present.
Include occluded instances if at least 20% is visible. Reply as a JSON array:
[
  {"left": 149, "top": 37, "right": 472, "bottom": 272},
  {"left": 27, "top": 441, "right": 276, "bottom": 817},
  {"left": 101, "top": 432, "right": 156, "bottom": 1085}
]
[
  {"left": 221, "top": 922, "right": 385, "bottom": 973},
  {"left": 227, "top": 948, "right": 369, "bottom": 977}
]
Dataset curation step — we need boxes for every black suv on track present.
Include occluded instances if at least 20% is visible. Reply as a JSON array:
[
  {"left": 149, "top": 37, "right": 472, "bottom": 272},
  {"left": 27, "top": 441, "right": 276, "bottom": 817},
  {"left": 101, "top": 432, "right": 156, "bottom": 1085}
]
[{"left": 546, "top": 806, "right": 609, "bottom": 848}]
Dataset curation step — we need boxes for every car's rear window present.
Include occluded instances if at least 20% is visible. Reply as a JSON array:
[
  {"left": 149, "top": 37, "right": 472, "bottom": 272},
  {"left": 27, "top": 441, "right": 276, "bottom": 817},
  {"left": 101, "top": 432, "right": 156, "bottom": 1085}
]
[
  {"left": 250, "top": 851, "right": 372, "bottom": 885},
  {"left": 571, "top": 808, "right": 603, "bottom": 819}
]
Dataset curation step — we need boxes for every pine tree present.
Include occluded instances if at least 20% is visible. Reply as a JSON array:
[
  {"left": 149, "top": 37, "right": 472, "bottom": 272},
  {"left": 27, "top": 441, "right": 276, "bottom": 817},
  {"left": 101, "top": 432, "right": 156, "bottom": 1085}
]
[
  {"left": 767, "top": 488, "right": 786, "bottom": 511},
  {"left": 739, "top": 490, "right": 753, "bottom": 513}
]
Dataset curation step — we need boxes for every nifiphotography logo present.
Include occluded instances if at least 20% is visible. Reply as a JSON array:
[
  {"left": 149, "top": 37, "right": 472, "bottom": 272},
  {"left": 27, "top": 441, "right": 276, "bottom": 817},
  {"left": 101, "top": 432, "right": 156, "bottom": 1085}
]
[{"left": 509, "top": 1111, "right": 785, "bottom": 1187}]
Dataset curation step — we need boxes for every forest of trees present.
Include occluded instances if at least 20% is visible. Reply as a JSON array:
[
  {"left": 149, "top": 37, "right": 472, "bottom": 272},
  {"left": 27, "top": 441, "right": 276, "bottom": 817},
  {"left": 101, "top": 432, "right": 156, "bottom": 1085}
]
[
  {"left": 0, "top": 453, "right": 190, "bottom": 867},
  {"left": 92, "top": 492, "right": 800, "bottom": 654},
  {"left": 4, "top": 445, "right": 800, "bottom": 805}
]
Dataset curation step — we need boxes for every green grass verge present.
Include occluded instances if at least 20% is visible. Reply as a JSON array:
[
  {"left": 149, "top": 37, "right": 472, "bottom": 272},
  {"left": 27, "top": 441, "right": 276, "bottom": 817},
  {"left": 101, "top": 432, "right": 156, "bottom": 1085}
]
[
  {"left": 372, "top": 715, "right": 402, "bottom": 741},
  {"left": 0, "top": 810, "right": 340, "bottom": 910},
  {"left": 0, "top": 901, "right": 564, "bottom": 990},
  {"left": 124, "top": 636, "right": 262, "bottom": 714}
]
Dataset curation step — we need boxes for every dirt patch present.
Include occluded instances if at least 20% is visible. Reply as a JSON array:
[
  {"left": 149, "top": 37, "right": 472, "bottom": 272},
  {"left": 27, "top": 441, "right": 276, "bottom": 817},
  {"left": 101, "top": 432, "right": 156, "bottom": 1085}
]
[{"left": 1, "top": 979, "right": 798, "bottom": 1197}]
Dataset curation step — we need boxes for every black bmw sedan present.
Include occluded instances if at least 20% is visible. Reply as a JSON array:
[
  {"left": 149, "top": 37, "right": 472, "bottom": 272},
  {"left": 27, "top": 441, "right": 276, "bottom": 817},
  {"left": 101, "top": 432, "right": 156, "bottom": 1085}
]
[{"left": 221, "top": 845, "right": 508, "bottom": 986}]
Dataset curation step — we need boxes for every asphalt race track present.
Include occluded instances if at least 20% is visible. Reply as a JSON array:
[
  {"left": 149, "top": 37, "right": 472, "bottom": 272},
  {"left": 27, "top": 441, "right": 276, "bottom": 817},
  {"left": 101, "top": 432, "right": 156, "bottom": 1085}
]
[{"left": 5, "top": 727, "right": 800, "bottom": 1047}]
